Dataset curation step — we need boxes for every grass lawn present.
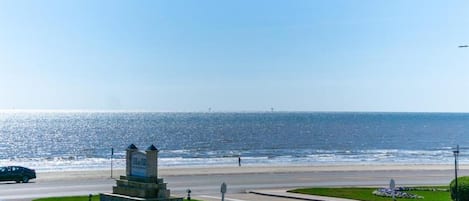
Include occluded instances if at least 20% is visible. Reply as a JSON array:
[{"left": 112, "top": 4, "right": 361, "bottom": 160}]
[
  {"left": 289, "top": 187, "right": 451, "bottom": 201},
  {"left": 33, "top": 195, "right": 200, "bottom": 201}
]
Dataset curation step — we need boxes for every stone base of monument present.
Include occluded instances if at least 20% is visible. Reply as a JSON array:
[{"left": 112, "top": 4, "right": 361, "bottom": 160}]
[{"left": 100, "top": 176, "right": 183, "bottom": 201}]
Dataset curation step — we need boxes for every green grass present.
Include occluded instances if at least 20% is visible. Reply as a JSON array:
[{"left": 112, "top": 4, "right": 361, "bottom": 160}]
[
  {"left": 289, "top": 187, "right": 451, "bottom": 201},
  {"left": 33, "top": 195, "right": 200, "bottom": 201}
]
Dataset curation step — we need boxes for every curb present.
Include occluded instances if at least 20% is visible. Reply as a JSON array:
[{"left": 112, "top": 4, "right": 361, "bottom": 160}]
[{"left": 247, "top": 190, "right": 324, "bottom": 201}]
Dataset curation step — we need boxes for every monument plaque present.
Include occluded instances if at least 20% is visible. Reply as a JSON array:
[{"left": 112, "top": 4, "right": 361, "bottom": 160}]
[
  {"left": 100, "top": 144, "right": 183, "bottom": 201},
  {"left": 131, "top": 152, "right": 147, "bottom": 177}
]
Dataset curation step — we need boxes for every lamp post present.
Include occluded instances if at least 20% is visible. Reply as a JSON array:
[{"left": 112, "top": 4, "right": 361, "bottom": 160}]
[
  {"left": 454, "top": 44, "right": 466, "bottom": 199},
  {"left": 454, "top": 145, "right": 460, "bottom": 201}
]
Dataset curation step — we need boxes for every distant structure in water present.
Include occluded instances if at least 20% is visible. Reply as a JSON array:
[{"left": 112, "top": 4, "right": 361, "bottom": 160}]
[{"left": 270, "top": 107, "right": 274, "bottom": 112}]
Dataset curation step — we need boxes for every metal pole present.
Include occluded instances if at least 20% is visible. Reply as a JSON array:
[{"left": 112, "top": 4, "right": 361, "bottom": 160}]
[
  {"left": 111, "top": 147, "right": 114, "bottom": 179},
  {"left": 455, "top": 157, "right": 458, "bottom": 201},
  {"left": 454, "top": 145, "right": 460, "bottom": 201},
  {"left": 221, "top": 182, "right": 227, "bottom": 201},
  {"left": 390, "top": 179, "right": 396, "bottom": 201}
]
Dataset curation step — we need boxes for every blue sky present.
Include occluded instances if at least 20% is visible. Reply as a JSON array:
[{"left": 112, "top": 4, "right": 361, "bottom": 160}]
[{"left": 0, "top": 0, "right": 468, "bottom": 112}]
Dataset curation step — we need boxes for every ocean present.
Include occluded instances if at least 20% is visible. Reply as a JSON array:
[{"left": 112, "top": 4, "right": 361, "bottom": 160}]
[{"left": 0, "top": 111, "right": 468, "bottom": 172}]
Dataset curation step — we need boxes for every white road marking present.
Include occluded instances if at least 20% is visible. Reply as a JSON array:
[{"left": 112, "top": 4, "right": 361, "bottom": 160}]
[{"left": 200, "top": 195, "right": 250, "bottom": 201}]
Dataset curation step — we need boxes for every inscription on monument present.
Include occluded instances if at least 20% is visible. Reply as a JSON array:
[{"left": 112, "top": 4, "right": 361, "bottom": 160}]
[{"left": 131, "top": 152, "right": 147, "bottom": 177}]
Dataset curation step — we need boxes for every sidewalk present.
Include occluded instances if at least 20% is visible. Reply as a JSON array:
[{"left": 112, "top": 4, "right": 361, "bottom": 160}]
[{"left": 247, "top": 189, "right": 360, "bottom": 201}]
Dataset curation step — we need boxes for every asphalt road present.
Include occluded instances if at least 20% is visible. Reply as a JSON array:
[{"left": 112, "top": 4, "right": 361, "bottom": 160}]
[{"left": 0, "top": 168, "right": 460, "bottom": 201}]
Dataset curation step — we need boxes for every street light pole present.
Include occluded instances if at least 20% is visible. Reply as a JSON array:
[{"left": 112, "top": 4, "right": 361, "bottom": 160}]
[
  {"left": 455, "top": 44, "right": 466, "bottom": 199},
  {"left": 454, "top": 145, "right": 460, "bottom": 201}
]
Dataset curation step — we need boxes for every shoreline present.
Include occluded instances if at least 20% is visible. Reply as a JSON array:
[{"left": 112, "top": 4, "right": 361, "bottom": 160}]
[{"left": 35, "top": 163, "right": 464, "bottom": 182}]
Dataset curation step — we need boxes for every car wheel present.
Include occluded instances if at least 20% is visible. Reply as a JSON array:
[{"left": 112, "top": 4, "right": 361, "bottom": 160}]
[
  {"left": 22, "top": 176, "right": 29, "bottom": 183},
  {"left": 15, "top": 180, "right": 20, "bottom": 183}
]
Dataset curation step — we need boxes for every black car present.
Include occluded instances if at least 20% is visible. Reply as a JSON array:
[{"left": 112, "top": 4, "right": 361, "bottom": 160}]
[{"left": 0, "top": 166, "right": 36, "bottom": 183}]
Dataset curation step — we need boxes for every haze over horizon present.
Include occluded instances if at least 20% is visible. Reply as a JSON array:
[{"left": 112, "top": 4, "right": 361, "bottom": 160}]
[{"left": 1, "top": 0, "right": 469, "bottom": 112}]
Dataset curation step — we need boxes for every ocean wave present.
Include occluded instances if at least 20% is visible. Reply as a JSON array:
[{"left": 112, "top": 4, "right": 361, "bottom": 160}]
[{"left": 0, "top": 148, "right": 462, "bottom": 172}]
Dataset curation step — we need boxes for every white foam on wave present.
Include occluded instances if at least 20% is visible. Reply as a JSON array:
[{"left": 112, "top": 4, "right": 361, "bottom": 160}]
[{"left": 0, "top": 149, "right": 463, "bottom": 172}]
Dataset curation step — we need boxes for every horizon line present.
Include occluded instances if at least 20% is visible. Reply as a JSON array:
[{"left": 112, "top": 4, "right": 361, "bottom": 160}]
[{"left": 1, "top": 109, "right": 469, "bottom": 114}]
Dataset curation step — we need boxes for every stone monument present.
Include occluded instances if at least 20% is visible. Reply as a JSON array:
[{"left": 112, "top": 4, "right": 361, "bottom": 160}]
[{"left": 100, "top": 144, "right": 183, "bottom": 201}]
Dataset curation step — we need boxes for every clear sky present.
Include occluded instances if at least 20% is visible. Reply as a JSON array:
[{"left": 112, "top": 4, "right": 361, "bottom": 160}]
[{"left": 0, "top": 0, "right": 468, "bottom": 112}]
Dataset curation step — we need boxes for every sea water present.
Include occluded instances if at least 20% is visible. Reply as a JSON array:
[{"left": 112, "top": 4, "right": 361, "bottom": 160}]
[{"left": 0, "top": 111, "right": 468, "bottom": 172}]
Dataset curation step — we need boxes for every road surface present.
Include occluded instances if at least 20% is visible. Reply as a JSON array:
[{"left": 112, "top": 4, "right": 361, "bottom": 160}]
[{"left": 0, "top": 167, "right": 459, "bottom": 201}]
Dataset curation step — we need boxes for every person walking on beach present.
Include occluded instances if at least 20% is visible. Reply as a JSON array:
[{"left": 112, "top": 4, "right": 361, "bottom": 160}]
[{"left": 238, "top": 156, "right": 241, "bottom": 167}]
